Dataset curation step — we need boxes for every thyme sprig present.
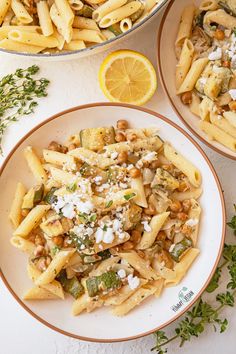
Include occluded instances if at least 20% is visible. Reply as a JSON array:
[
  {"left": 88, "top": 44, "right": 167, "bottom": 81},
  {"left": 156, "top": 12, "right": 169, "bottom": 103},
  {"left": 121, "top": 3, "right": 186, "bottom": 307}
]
[
  {"left": 151, "top": 205, "right": 236, "bottom": 353},
  {"left": 0, "top": 65, "right": 49, "bottom": 154}
]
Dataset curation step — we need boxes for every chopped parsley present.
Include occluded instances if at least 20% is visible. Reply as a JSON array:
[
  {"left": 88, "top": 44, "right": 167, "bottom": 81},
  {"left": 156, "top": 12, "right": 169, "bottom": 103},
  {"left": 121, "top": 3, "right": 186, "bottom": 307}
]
[{"left": 66, "top": 182, "right": 77, "bottom": 192}]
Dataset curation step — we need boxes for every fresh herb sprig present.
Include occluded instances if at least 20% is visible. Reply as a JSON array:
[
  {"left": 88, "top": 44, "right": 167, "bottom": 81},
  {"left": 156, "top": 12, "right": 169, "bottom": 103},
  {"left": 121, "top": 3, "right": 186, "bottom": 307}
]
[
  {"left": 0, "top": 65, "right": 49, "bottom": 153},
  {"left": 151, "top": 205, "right": 236, "bottom": 353}
]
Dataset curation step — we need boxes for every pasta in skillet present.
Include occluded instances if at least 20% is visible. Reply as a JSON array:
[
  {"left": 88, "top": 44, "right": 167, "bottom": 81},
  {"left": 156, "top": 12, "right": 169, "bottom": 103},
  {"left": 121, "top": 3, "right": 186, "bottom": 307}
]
[
  {"left": 0, "top": 0, "right": 164, "bottom": 54},
  {"left": 9, "top": 120, "right": 202, "bottom": 316},
  {"left": 175, "top": 0, "right": 236, "bottom": 152}
]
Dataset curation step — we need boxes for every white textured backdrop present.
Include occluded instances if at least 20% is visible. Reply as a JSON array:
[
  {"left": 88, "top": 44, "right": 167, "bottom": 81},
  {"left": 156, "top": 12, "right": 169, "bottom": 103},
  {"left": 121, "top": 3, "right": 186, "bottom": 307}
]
[{"left": 0, "top": 9, "right": 236, "bottom": 354}]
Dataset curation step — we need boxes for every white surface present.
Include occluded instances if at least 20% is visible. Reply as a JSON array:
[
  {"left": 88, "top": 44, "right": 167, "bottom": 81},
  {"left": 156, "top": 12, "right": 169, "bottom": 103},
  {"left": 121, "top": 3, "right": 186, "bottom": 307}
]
[
  {"left": 0, "top": 9, "right": 235, "bottom": 354},
  {"left": 0, "top": 105, "right": 224, "bottom": 340}
]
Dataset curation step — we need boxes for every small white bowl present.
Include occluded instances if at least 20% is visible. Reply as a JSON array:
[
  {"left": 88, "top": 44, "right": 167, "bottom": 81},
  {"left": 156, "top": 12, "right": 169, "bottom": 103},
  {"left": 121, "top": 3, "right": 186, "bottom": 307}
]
[
  {"left": 0, "top": 103, "right": 225, "bottom": 342},
  {"left": 0, "top": 0, "right": 169, "bottom": 61},
  {"left": 157, "top": 0, "right": 236, "bottom": 160}
]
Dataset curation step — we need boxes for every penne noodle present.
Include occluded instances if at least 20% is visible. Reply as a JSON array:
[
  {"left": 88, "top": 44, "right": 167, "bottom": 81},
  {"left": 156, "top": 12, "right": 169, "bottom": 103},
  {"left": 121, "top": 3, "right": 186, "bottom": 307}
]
[{"left": 9, "top": 182, "right": 26, "bottom": 229}]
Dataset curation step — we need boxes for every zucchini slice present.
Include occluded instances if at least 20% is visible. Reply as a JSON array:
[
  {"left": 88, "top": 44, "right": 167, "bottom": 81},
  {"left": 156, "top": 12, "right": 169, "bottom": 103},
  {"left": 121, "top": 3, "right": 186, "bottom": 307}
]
[{"left": 80, "top": 127, "right": 115, "bottom": 151}]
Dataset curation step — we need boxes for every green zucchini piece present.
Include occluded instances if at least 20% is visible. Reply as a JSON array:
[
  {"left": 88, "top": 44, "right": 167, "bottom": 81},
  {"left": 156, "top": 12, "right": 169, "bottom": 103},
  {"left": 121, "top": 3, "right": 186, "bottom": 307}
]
[
  {"left": 123, "top": 204, "right": 142, "bottom": 230},
  {"left": 77, "top": 5, "right": 93, "bottom": 18},
  {"left": 57, "top": 270, "right": 84, "bottom": 299},
  {"left": 79, "top": 163, "right": 108, "bottom": 182},
  {"left": 80, "top": 126, "right": 115, "bottom": 151},
  {"left": 44, "top": 187, "right": 58, "bottom": 204},
  {"left": 22, "top": 184, "right": 44, "bottom": 209},
  {"left": 86, "top": 270, "right": 122, "bottom": 297},
  {"left": 130, "top": 5, "right": 144, "bottom": 22},
  {"left": 170, "top": 237, "right": 193, "bottom": 262},
  {"left": 108, "top": 24, "right": 122, "bottom": 36}
]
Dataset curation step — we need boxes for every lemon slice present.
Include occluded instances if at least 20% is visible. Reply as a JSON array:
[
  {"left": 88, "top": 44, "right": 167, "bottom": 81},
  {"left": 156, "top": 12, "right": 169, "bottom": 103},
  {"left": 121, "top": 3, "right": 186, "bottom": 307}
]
[{"left": 99, "top": 50, "right": 157, "bottom": 106}]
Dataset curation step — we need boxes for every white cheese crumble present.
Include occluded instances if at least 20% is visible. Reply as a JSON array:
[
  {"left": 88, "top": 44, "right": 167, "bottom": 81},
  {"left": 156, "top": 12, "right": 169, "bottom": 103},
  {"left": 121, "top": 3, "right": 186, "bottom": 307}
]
[
  {"left": 111, "top": 152, "right": 118, "bottom": 159},
  {"left": 117, "top": 269, "right": 126, "bottom": 279},
  {"left": 127, "top": 274, "right": 140, "bottom": 290},
  {"left": 141, "top": 220, "right": 152, "bottom": 232},
  {"left": 229, "top": 89, "right": 236, "bottom": 101},
  {"left": 208, "top": 47, "right": 222, "bottom": 60},
  {"left": 185, "top": 218, "right": 199, "bottom": 227},
  {"left": 53, "top": 193, "right": 94, "bottom": 219},
  {"left": 103, "top": 227, "right": 114, "bottom": 244}
]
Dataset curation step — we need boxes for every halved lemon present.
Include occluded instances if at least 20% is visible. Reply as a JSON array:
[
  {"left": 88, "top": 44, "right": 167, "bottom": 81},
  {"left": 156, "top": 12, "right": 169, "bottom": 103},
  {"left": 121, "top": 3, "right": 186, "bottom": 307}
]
[{"left": 99, "top": 50, "right": 157, "bottom": 106}]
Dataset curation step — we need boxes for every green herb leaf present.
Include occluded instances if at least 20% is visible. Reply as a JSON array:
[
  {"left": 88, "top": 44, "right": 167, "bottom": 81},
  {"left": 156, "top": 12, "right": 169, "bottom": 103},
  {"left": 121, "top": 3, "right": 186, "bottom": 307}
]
[
  {"left": 216, "top": 291, "right": 234, "bottom": 307},
  {"left": 66, "top": 182, "right": 77, "bottom": 192},
  {"left": 0, "top": 65, "right": 49, "bottom": 154},
  {"left": 124, "top": 192, "right": 136, "bottom": 201},
  {"left": 206, "top": 267, "right": 221, "bottom": 293},
  {"left": 105, "top": 200, "right": 113, "bottom": 208}
]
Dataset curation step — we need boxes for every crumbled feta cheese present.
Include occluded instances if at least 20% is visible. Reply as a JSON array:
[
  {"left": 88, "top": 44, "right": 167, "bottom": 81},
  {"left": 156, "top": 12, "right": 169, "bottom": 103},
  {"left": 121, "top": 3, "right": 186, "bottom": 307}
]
[
  {"left": 141, "top": 220, "right": 152, "bottom": 232},
  {"left": 208, "top": 47, "right": 222, "bottom": 60},
  {"left": 111, "top": 152, "right": 118, "bottom": 159},
  {"left": 95, "top": 227, "right": 104, "bottom": 243},
  {"left": 113, "top": 219, "right": 122, "bottom": 232},
  {"left": 117, "top": 269, "right": 126, "bottom": 279},
  {"left": 185, "top": 218, "right": 199, "bottom": 227},
  {"left": 229, "top": 89, "right": 236, "bottom": 100},
  {"left": 127, "top": 164, "right": 134, "bottom": 170},
  {"left": 119, "top": 182, "right": 128, "bottom": 189},
  {"left": 127, "top": 274, "right": 140, "bottom": 290},
  {"left": 142, "top": 151, "right": 157, "bottom": 162},
  {"left": 61, "top": 203, "right": 76, "bottom": 219},
  {"left": 198, "top": 77, "right": 207, "bottom": 86},
  {"left": 93, "top": 176, "right": 102, "bottom": 184},
  {"left": 103, "top": 227, "right": 114, "bottom": 244}
]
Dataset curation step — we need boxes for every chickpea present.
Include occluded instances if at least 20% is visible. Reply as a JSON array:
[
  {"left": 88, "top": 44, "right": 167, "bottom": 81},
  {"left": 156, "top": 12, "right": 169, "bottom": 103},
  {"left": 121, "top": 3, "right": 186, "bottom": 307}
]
[
  {"left": 137, "top": 250, "right": 145, "bottom": 258},
  {"left": 130, "top": 230, "right": 142, "bottom": 244},
  {"left": 122, "top": 241, "right": 134, "bottom": 250},
  {"left": 68, "top": 143, "right": 76, "bottom": 151},
  {"left": 144, "top": 204, "right": 156, "bottom": 215},
  {"left": 214, "top": 29, "right": 225, "bottom": 40},
  {"left": 126, "top": 133, "right": 137, "bottom": 141},
  {"left": 63, "top": 236, "right": 71, "bottom": 248},
  {"left": 181, "top": 224, "right": 192, "bottom": 236},
  {"left": 35, "top": 234, "right": 45, "bottom": 246},
  {"left": 21, "top": 208, "right": 29, "bottom": 217},
  {"left": 229, "top": 100, "right": 236, "bottom": 111},
  {"left": 177, "top": 181, "right": 188, "bottom": 192},
  {"left": 150, "top": 160, "right": 161, "bottom": 169},
  {"left": 129, "top": 167, "right": 141, "bottom": 178},
  {"left": 170, "top": 211, "right": 177, "bottom": 219},
  {"left": 181, "top": 91, "right": 192, "bottom": 105},
  {"left": 177, "top": 212, "right": 188, "bottom": 221},
  {"left": 117, "top": 119, "right": 128, "bottom": 130},
  {"left": 117, "top": 151, "right": 128, "bottom": 164},
  {"left": 115, "top": 132, "right": 126, "bottom": 142},
  {"left": 34, "top": 245, "right": 45, "bottom": 257},
  {"left": 182, "top": 199, "right": 191, "bottom": 213},
  {"left": 156, "top": 231, "right": 166, "bottom": 241},
  {"left": 170, "top": 200, "right": 182, "bottom": 213},
  {"left": 222, "top": 60, "right": 230, "bottom": 68},
  {"left": 52, "top": 236, "right": 64, "bottom": 247}
]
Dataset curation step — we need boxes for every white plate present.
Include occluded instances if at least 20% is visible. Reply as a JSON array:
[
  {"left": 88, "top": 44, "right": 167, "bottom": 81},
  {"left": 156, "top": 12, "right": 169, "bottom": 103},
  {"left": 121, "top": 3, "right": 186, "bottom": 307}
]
[
  {"left": 0, "top": 103, "right": 225, "bottom": 342},
  {"left": 157, "top": 0, "right": 236, "bottom": 160}
]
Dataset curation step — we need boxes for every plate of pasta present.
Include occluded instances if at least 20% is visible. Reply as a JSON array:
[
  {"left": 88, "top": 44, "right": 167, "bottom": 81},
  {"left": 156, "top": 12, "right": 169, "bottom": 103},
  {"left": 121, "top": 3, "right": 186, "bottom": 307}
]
[
  {"left": 0, "top": 0, "right": 168, "bottom": 58},
  {"left": 158, "top": 0, "right": 236, "bottom": 159},
  {"left": 0, "top": 103, "right": 225, "bottom": 341}
]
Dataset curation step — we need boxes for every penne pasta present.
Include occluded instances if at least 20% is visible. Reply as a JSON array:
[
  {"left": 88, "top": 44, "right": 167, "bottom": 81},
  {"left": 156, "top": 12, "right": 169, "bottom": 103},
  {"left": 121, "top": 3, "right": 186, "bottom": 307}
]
[
  {"left": 24, "top": 146, "right": 48, "bottom": 184},
  {"left": 164, "top": 143, "right": 201, "bottom": 187},
  {"left": 9, "top": 182, "right": 26, "bottom": 229}
]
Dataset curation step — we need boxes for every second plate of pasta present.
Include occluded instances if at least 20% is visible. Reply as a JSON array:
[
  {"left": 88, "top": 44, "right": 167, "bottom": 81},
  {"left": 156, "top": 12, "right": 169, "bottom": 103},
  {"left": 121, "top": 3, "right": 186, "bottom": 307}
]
[
  {"left": 0, "top": 103, "right": 225, "bottom": 342},
  {"left": 158, "top": 0, "right": 236, "bottom": 160}
]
